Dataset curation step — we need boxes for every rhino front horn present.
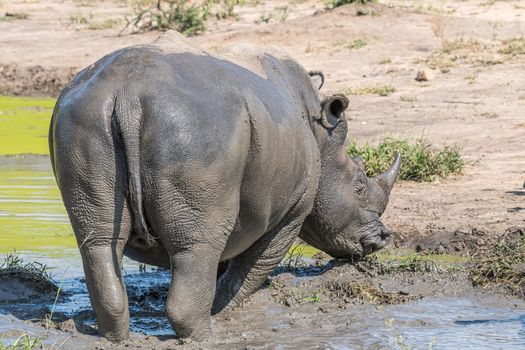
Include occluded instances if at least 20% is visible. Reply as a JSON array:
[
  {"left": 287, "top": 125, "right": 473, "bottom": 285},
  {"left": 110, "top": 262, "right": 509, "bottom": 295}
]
[{"left": 376, "top": 153, "right": 402, "bottom": 193}]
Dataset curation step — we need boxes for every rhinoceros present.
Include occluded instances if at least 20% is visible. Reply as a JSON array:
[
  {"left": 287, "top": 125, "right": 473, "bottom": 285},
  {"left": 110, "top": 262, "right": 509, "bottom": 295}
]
[{"left": 49, "top": 33, "right": 400, "bottom": 342}]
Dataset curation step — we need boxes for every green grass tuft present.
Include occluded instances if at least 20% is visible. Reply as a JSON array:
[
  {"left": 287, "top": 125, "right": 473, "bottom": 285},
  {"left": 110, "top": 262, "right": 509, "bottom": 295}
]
[
  {"left": 341, "top": 85, "right": 395, "bottom": 97},
  {"left": 498, "top": 37, "right": 525, "bottom": 56},
  {"left": 0, "top": 335, "right": 42, "bottom": 350},
  {"left": 0, "top": 254, "right": 52, "bottom": 279},
  {"left": 0, "top": 254, "right": 58, "bottom": 295},
  {"left": 347, "top": 137, "right": 464, "bottom": 182},
  {"left": 470, "top": 235, "right": 525, "bottom": 296},
  {"left": 346, "top": 38, "right": 367, "bottom": 49}
]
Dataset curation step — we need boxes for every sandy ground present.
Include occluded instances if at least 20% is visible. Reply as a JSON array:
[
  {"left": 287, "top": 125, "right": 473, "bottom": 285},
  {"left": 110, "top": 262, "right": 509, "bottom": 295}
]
[{"left": 1, "top": 0, "right": 525, "bottom": 348}]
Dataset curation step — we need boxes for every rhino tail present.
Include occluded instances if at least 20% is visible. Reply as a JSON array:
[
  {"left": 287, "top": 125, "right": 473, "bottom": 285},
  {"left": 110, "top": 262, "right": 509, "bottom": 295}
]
[{"left": 113, "top": 100, "right": 156, "bottom": 248}]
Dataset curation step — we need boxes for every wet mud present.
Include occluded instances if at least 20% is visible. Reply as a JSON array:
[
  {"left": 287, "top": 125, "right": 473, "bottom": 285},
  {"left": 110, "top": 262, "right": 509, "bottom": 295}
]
[{"left": 1, "top": 253, "right": 524, "bottom": 349}]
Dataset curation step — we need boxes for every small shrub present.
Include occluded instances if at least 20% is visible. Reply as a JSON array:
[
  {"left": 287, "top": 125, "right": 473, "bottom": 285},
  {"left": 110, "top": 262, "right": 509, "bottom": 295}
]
[
  {"left": 347, "top": 138, "right": 464, "bottom": 182},
  {"left": 213, "top": 0, "right": 245, "bottom": 19},
  {"left": 470, "top": 236, "right": 525, "bottom": 296},
  {"left": 123, "top": 0, "right": 211, "bottom": 36},
  {"left": 326, "top": 0, "right": 376, "bottom": 10}
]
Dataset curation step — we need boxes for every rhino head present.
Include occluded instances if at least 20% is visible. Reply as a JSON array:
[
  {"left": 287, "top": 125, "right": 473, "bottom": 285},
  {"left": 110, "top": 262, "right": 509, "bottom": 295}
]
[{"left": 299, "top": 71, "right": 401, "bottom": 259}]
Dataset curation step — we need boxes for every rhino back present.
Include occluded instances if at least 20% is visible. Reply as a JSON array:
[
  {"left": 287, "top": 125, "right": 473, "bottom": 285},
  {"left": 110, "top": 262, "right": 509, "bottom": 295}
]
[{"left": 55, "top": 44, "right": 320, "bottom": 260}]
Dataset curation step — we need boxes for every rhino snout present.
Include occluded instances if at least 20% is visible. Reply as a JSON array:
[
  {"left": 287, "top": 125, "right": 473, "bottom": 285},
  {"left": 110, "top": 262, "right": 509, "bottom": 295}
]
[
  {"left": 380, "top": 227, "right": 391, "bottom": 240},
  {"left": 360, "top": 225, "right": 391, "bottom": 255}
]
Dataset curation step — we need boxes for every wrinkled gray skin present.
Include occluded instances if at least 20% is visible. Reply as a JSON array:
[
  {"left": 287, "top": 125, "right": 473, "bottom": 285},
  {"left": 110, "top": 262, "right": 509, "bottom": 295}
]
[{"left": 49, "top": 35, "right": 400, "bottom": 342}]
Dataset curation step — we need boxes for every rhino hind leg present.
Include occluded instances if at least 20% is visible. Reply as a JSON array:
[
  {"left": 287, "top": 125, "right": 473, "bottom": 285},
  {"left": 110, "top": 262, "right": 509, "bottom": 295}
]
[
  {"left": 72, "top": 187, "right": 131, "bottom": 341},
  {"left": 147, "top": 181, "right": 241, "bottom": 341},
  {"left": 212, "top": 201, "right": 312, "bottom": 315},
  {"left": 53, "top": 126, "right": 132, "bottom": 341},
  {"left": 157, "top": 215, "right": 236, "bottom": 341},
  {"left": 80, "top": 243, "right": 130, "bottom": 341}
]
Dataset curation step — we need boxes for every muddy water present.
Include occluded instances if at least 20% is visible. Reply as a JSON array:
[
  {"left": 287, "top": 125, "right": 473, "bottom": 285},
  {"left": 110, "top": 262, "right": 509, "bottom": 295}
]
[
  {"left": 1, "top": 156, "right": 525, "bottom": 349},
  {"left": 0, "top": 156, "right": 142, "bottom": 276}
]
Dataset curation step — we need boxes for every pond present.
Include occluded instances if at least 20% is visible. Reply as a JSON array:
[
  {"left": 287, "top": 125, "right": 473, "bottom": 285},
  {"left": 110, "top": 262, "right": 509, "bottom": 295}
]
[{"left": 0, "top": 155, "right": 524, "bottom": 349}]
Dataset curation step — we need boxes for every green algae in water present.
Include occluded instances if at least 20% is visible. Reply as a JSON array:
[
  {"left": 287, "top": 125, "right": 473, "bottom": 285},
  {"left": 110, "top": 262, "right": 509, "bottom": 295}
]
[
  {"left": 0, "top": 96, "right": 55, "bottom": 155},
  {"left": 373, "top": 248, "right": 470, "bottom": 272},
  {"left": 0, "top": 158, "right": 76, "bottom": 254}
]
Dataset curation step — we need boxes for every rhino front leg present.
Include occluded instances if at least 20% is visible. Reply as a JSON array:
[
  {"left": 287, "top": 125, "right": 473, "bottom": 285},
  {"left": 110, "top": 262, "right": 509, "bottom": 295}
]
[{"left": 212, "top": 217, "right": 304, "bottom": 314}]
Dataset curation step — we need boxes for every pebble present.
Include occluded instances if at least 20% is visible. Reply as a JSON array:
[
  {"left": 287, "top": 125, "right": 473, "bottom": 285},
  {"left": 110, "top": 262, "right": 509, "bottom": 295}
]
[{"left": 415, "top": 69, "right": 433, "bottom": 81}]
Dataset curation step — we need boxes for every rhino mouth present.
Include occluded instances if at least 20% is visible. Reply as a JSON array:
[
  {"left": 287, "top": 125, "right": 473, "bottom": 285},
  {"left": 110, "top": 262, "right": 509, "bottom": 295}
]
[
  {"left": 328, "top": 225, "right": 390, "bottom": 260},
  {"left": 360, "top": 226, "right": 391, "bottom": 255}
]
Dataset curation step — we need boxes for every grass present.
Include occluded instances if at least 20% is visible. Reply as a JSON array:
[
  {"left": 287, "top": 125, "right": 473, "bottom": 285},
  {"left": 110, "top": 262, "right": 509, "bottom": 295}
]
[
  {"left": 0, "top": 254, "right": 52, "bottom": 280},
  {"left": 0, "top": 12, "right": 29, "bottom": 22},
  {"left": 0, "top": 254, "right": 59, "bottom": 301},
  {"left": 0, "top": 335, "right": 42, "bottom": 350},
  {"left": 346, "top": 38, "right": 367, "bottom": 49},
  {"left": 347, "top": 137, "right": 464, "bottom": 182},
  {"left": 255, "top": 5, "right": 289, "bottom": 24},
  {"left": 399, "top": 94, "right": 417, "bottom": 103},
  {"left": 0, "top": 96, "right": 55, "bottom": 155},
  {"left": 498, "top": 37, "right": 525, "bottom": 56},
  {"left": 326, "top": 0, "right": 376, "bottom": 9},
  {"left": 323, "top": 280, "right": 420, "bottom": 304},
  {"left": 333, "top": 38, "right": 367, "bottom": 51},
  {"left": 470, "top": 235, "right": 525, "bottom": 296},
  {"left": 341, "top": 85, "right": 395, "bottom": 97},
  {"left": 267, "top": 278, "right": 325, "bottom": 306},
  {"left": 88, "top": 18, "right": 120, "bottom": 30},
  {"left": 421, "top": 37, "right": 506, "bottom": 73}
]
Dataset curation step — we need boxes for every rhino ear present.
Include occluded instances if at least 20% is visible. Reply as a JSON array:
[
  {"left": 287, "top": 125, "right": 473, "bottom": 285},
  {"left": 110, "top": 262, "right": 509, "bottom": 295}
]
[
  {"left": 309, "top": 71, "right": 324, "bottom": 90},
  {"left": 320, "top": 95, "right": 348, "bottom": 129}
]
